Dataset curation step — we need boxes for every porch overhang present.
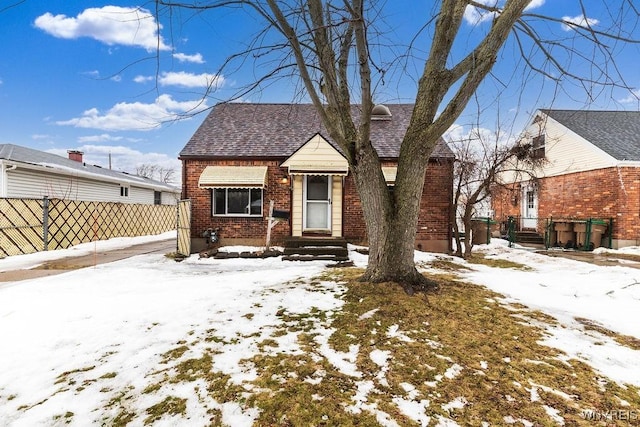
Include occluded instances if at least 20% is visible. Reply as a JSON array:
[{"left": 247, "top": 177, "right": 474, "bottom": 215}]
[
  {"left": 198, "top": 165, "right": 268, "bottom": 188},
  {"left": 286, "top": 164, "right": 348, "bottom": 176},
  {"left": 382, "top": 166, "right": 397, "bottom": 184},
  {"left": 281, "top": 133, "right": 349, "bottom": 176}
]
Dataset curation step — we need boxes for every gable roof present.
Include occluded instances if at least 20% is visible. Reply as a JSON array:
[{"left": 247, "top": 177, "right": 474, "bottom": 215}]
[
  {"left": 541, "top": 109, "right": 640, "bottom": 161},
  {"left": 0, "top": 144, "right": 178, "bottom": 192},
  {"left": 180, "top": 103, "right": 454, "bottom": 159}
]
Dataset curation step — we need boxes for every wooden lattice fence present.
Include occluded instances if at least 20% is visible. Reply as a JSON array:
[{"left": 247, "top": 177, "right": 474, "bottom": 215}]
[
  {"left": 0, "top": 198, "right": 45, "bottom": 257},
  {"left": 0, "top": 197, "right": 178, "bottom": 258}
]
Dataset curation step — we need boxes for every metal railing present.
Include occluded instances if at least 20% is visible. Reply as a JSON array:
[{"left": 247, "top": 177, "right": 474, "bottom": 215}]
[{"left": 503, "top": 216, "right": 613, "bottom": 250}]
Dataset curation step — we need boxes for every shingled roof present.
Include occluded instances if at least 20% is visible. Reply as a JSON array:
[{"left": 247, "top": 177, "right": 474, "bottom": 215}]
[
  {"left": 180, "top": 103, "right": 453, "bottom": 159},
  {"left": 0, "top": 144, "right": 177, "bottom": 192},
  {"left": 541, "top": 109, "right": 640, "bottom": 161}
]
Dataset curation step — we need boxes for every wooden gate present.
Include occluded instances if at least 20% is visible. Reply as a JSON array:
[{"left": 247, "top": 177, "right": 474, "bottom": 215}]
[{"left": 176, "top": 199, "right": 191, "bottom": 257}]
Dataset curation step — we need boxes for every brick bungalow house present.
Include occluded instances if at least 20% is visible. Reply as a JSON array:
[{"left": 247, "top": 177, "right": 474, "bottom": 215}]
[
  {"left": 179, "top": 103, "right": 454, "bottom": 253},
  {"left": 491, "top": 109, "right": 640, "bottom": 249}
]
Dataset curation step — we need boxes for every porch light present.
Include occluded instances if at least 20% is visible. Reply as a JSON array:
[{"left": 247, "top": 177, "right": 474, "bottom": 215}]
[{"left": 279, "top": 177, "right": 290, "bottom": 186}]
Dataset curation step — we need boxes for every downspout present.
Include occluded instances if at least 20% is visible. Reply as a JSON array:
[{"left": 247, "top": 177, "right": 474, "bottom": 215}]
[{"left": 1, "top": 163, "right": 18, "bottom": 197}]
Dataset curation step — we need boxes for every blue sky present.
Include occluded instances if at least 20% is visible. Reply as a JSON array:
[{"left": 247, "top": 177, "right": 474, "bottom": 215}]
[{"left": 1, "top": 1, "right": 639, "bottom": 181}]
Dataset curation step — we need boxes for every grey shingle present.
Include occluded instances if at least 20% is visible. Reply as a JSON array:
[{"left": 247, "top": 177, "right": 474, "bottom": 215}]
[
  {"left": 179, "top": 103, "right": 454, "bottom": 159},
  {"left": 0, "top": 144, "right": 176, "bottom": 191},
  {"left": 542, "top": 109, "right": 640, "bottom": 161}
]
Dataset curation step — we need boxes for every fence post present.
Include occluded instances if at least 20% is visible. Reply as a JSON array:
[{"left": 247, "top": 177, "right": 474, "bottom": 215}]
[
  {"left": 507, "top": 216, "right": 515, "bottom": 248},
  {"left": 42, "top": 196, "right": 50, "bottom": 251}
]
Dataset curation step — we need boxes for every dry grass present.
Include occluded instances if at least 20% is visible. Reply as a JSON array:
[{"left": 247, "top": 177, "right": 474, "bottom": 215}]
[
  {"left": 241, "top": 270, "right": 640, "bottom": 425},
  {"left": 576, "top": 317, "right": 640, "bottom": 351},
  {"left": 24, "top": 265, "right": 640, "bottom": 426}
]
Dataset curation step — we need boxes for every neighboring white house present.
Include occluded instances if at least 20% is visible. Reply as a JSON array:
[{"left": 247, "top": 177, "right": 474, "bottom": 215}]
[
  {"left": 0, "top": 144, "right": 179, "bottom": 205},
  {"left": 492, "top": 109, "right": 640, "bottom": 248}
]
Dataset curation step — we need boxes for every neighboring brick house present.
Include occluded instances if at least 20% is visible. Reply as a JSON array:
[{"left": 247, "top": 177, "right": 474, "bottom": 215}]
[
  {"left": 179, "top": 103, "right": 454, "bottom": 253},
  {"left": 491, "top": 109, "right": 640, "bottom": 248}
]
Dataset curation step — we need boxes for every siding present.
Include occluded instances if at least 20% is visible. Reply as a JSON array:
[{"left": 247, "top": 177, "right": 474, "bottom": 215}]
[
  {"left": 529, "top": 113, "right": 617, "bottom": 178},
  {"left": 281, "top": 134, "right": 348, "bottom": 172},
  {"left": 6, "top": 168, "right": 174, "bottom": 204},
  {"left": 292, "top": 175, "right": 303, "bottom": 236},
  {"left": 331, "top": 177, "right": 342, "bottom": 237}
]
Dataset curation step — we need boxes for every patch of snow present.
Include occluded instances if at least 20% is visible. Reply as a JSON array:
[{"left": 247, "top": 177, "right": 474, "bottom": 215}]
[
  {"left": 358, "top": 308, "right": 380, "bottom": 320},
  {"left": 444, "top": 363, "right": 463, "bottom": 379}
]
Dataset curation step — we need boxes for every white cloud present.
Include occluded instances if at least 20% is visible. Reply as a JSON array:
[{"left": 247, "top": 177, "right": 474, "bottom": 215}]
[
  {"left": 524, "top": 0, "right": 545, "bottom": 11},
  {"left": 47, "top": 145, "right": 181, "bottom": 180},
  {"left": 32, "top": 134, "right": 53, "bottom": 140},
  {"left": 619, "top": 88, "right": 640, "bottom": 104},
  {"left": 464, "top": 0, "right": 544, "bottom": 25},
  {"left": 56, "top": 94, "right": 208, "bottom": 131},
  {"left": 562, "top": 15, "right": 599, "bottom": 32},
  {"left": 34, "top": 6, "right": 170, "bottom": 51},
  {"left": 159, "top": 71, "right": 224, "bottom": 88},
  {"left": 77, "top": 134, "right": 123, "bottom": 143},
  {"left": 134, "top": 71, "right": 225, "bottom": 89},
  {"left": 173, "top": 52, "right": 204, "bottom": 64},
  {"left": 464, "top": 0, "right": 499, "bottom": 25},
  {"left": 133, "top": 75, "right": 154, "bottom": 83}
]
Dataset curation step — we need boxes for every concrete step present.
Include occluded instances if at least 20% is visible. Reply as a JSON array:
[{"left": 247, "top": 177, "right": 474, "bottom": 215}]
[
  {"left": 283, "top": 246, "right": 348, "bottom": 257},
  {"left": 282, "top": 254, "right": 350, "bottom": 262}
]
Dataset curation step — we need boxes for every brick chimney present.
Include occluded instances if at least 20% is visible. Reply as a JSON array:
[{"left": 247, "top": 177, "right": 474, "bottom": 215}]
[{"left": 67, "top": 150, "right": 84, "bottom": 163}]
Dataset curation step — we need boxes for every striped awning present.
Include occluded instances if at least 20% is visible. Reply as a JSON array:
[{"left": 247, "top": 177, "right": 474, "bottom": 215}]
[
  {"left": 382, "top": 166, "right": 397, "bottom": 184},
  {"left": 198, "top": 166, "right": 268, "bottom": 188}
]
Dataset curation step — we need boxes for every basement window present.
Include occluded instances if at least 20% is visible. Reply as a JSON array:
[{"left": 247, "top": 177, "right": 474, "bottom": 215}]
[
  {"left": 531, "top": 134, "right": 545, "bottom": 159},
  {"left": 213, "top": 188, "right": 263, "bottom": 216}
]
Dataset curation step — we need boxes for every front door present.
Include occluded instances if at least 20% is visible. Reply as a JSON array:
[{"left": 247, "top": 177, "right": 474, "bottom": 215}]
[
  {"left": 304, "top": 175, "right": 331, "bottom": 231},
  {"left": 522, "top": 187, "right": 538, "bottom": 229}
]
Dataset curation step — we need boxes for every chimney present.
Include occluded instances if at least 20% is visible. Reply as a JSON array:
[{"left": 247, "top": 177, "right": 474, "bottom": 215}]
[{"left": 67, "top": 150, "right": 84, "bottom": 163}]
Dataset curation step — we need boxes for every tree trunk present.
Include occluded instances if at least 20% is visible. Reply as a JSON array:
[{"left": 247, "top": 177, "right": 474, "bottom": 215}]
[{"left": 352, "top": 140, "right": 438, "bottom": 294}]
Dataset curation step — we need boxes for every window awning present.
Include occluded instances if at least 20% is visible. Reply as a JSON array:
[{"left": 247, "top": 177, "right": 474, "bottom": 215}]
[
  {"left": 382, "top": 166, "right": 397, "bottom": 184},
  {"left": 198, "top": 166, "right": 268, "bottom": 188}
]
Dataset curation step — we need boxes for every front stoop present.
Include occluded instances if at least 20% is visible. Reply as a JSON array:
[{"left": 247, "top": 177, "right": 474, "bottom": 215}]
[
  {"left": 515, "top": 231, "right": 545, "bottom": 245},
  {"left": 283, "top": 237, "right": 349, "bottom": 262}
]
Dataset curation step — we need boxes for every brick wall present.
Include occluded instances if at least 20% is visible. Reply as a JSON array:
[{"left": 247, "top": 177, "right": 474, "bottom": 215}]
[
  {"left": 184, "top": 157, "right": 453, "bottom": 253},
  {"left": 182, "top": 159, "right": 291, "bottom": 248},
  {"left": 343, "top": 159, "right": 453, "bottom": 253},
  {"left": 491, "top": 167, "right": 640, "bottom": 246}
]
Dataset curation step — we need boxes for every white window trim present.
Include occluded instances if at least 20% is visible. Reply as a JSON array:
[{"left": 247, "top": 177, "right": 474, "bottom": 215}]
[
  {"left": 120, "top": 185, "right": 130, "bottom": 197},
  {"left": 212, "top": 187, "right": 263, "bottom": 217}
]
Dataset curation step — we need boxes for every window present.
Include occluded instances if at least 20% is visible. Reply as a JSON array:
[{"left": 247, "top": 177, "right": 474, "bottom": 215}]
[
  {"left": 531, "top": 134, "right": 545, "bottom": 159},
  {"left": 527, "top": 191, "right": 535, "bottom": 209},
  {"left": 120, "top": 186, "right": 129, "bottom": 197},
  {"left": 213, "top": 188, "right": 263, "bottom": 216},
  {"left": 154, "top": 191, "right": 162, "bottom": 205}
]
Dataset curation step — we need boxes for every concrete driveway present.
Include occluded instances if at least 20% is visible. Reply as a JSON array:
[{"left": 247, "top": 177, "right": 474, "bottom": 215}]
[{"left": 0, "top": 239, "right": 177, "bottom": 282}]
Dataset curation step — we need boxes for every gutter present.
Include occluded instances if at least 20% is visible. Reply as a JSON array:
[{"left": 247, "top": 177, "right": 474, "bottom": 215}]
[{"left": 2, "top": 160, "right": 178, "bottom": 193}]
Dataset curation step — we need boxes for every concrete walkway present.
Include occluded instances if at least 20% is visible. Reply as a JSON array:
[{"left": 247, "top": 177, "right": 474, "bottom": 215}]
[{"left": 0, "top": 239, "right": 177, "bottom": 282}]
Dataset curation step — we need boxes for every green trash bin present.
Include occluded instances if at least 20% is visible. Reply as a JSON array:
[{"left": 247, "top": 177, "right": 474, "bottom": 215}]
[{"left": 471, "top": 217, "right": 496, "bottom": 245}]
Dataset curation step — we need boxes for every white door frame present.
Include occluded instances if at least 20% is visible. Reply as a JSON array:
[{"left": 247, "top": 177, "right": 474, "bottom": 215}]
[
  {"left": 521, "top": 183, "right": 538, "bottom": 229},
  {"left": 303, "top": 175, "right": 332, "bottom": 231}
]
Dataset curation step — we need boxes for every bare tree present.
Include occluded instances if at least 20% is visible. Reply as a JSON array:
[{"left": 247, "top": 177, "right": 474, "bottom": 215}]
[
  {"left": 450, "top": 124, "right": 544, "bottom": 258},
  {"left": 155, "top": 0, "right": 639, "bottom": 293},
  {"left": 136, "top": 163, "right": 176, "bottom": 184}
]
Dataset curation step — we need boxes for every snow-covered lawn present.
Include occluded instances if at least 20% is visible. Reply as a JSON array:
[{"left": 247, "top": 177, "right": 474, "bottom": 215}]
[{"left": 0, "top": 235, "right": 638, "bottom": 426}]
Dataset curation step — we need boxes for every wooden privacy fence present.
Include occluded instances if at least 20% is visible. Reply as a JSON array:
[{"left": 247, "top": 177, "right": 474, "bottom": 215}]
[{"left": 0, "top": 197, "right": 178, "bottom": 258}]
